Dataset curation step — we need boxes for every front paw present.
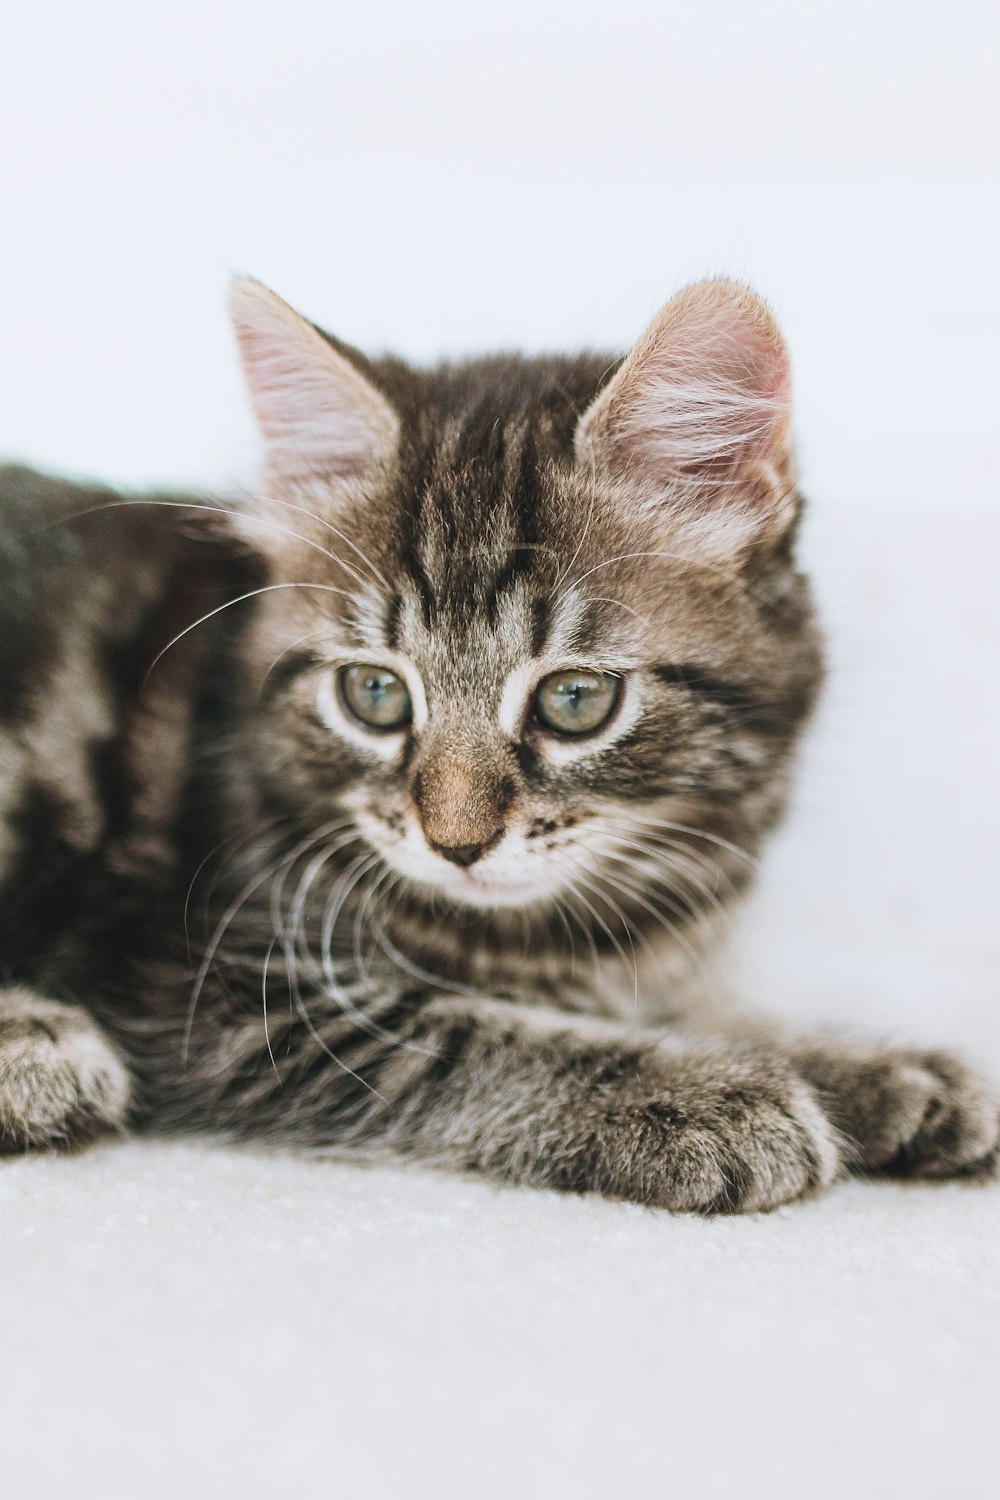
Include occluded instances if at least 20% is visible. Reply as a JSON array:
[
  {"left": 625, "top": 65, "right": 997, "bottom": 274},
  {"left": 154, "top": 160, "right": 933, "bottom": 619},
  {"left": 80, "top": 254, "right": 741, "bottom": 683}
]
[
  {"left": 0, "top": 988, "right": 131, "bottom": 1151},
  {"left": 596, "top": 1051, "right": 843, "bottom": 1214},
  {"left": 795, "top": 1044, "right": 1000, "bottom": 1179}
]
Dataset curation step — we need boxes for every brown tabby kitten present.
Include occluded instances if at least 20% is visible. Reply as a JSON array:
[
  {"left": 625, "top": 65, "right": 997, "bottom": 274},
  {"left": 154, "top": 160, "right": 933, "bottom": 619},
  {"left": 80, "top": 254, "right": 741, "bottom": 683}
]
[{"left": 0, "top": 278, "right": 996, "bottom": 1211}]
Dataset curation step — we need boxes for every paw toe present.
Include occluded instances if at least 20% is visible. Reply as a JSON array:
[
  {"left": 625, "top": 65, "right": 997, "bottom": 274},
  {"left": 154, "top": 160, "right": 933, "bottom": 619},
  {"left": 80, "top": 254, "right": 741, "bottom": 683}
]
[{"left": 885, "top": 1053, "right": 1000, "bottom": 1178}]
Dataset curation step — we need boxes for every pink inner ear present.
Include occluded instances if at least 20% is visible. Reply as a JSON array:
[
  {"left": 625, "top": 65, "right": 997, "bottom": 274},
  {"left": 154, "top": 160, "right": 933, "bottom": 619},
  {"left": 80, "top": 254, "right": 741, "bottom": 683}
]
[
  {"left": 232, "top": 327, "right": 307, "bottom": 443},
  {"left": 586, "top": 283, "right": 792, "bottom": 484},
  {"left": 229, "top": 277, "right": 399, "bottom": 480}
]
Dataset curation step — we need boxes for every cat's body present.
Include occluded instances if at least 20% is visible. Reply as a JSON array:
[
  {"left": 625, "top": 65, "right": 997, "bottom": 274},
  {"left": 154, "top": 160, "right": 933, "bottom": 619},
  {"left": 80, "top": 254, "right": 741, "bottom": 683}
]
[{"left": 1, "top": 279, "right": 996, "bottom": 1209}]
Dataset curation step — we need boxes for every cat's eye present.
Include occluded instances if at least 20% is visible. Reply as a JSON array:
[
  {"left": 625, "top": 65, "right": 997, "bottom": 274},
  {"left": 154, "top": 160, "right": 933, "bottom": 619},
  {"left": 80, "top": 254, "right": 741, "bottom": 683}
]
[
  {"left": 339, "top": 664, "right": 412, "bottom": 731},
  {"left": 533, "top": 670, "right": 621, "bottom": 736}
]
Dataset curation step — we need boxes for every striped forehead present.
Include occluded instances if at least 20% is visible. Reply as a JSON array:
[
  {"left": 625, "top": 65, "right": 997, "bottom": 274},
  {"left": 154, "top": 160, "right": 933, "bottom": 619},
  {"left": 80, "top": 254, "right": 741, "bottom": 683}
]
[
  {"left": 343, "top": 403, "right": 644, "bottom": 682},
  {"left": 403, "top": 416, "right": 545, "bottom": 595},
  {"left": 373, "top": 572, "right": 640, "bottom": 688},
  {"left": 391, "top": 575, "right": 536, "bottom": 687}
]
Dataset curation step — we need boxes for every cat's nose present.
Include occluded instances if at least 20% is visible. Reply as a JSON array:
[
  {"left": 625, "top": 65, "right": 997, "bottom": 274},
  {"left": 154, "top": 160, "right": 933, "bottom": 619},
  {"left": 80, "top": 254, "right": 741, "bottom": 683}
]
[{"left": 431, "top": 830, "right": 503, "bottom": 868}]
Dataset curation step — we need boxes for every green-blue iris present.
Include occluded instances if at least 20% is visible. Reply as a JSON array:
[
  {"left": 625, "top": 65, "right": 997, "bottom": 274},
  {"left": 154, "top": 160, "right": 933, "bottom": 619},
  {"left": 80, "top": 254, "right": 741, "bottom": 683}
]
[
  {"left": 533, "top": 670, "right": 620, "bottom": 736},
  {"left": 339, "top": 665, "right": 412, "bottom": 730}
]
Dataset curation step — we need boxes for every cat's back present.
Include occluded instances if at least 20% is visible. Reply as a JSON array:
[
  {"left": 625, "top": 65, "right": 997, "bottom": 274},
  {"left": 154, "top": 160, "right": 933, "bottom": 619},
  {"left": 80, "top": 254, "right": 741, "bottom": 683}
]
[
  {"left": 1, "top": 465, "right": 169, "bottom": 716},
  {"left": 0, "top": 466, "right": 254, "bottom": 969}
]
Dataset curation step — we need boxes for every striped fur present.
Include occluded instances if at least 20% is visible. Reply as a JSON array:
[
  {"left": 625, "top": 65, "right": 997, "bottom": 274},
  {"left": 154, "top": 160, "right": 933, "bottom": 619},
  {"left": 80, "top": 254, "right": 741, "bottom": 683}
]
[{"left": 0, "top": 279, "right": 996, "bottom": 1208}]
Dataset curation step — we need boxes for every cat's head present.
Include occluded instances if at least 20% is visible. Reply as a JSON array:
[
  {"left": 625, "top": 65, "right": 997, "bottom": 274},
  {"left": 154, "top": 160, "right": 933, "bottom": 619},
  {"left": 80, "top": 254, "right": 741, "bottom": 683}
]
[{"left": 229, "top": 277, "right": 821, "bottom": 919}]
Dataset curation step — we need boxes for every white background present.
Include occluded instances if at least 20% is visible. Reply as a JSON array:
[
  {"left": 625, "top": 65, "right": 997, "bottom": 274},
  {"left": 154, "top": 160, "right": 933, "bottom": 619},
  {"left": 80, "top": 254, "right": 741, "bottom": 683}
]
[
  {"left": 2, "top": 1, "right": 998, "bottom": 507},
  {"left": 2, "top": 4, "right": 999, "bottom": 1498}
]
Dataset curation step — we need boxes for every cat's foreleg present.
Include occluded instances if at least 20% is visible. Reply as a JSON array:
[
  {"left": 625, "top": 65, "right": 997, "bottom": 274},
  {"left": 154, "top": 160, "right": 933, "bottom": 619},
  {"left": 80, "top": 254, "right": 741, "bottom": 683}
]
[
  {"left": 0, "top": 987, "right": 131, "bottom": 1150},
  {"left": 296, "top": 995, "right": 845, "bottom": 1213},
  {"left": 186, "top": 991, "right": 999, "bottom": 1208}
]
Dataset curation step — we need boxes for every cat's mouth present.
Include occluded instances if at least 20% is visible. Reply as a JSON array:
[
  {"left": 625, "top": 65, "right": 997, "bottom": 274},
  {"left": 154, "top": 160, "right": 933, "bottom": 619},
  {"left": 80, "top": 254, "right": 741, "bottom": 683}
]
[
  {"left": 365, "top": 833, "right": 565, "bottom": 909},
  {"left": 432, "top": 861, "right": 544, "bottom": 909},
  {"left": 349, "top": 808, "right": 577, "bottom": 911},
  {"left": 388, "top": 849, "right": 555, "bottom": 910}
]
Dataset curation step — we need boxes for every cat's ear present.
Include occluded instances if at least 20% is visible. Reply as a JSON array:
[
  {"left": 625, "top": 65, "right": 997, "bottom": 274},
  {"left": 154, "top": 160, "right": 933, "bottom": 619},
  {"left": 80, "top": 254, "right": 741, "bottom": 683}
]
[
  {"left": 575, "top": 280, "right": 796, "bottom": 554},
  {"left": 229, "top": 276, "right": 399, "bottom": 482}
]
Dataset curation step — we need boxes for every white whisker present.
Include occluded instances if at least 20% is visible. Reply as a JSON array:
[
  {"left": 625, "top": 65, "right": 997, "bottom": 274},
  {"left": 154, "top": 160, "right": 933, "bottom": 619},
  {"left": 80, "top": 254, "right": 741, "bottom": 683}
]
[
  {"left": 261, "top": 936, "right": 280, "bottom": 1080},
  {"left": 145, "top": 581, "right": 354, "bottom": 683},
  {"left": 546, "top": 853, "right": 640, "bottom": 1016}
]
